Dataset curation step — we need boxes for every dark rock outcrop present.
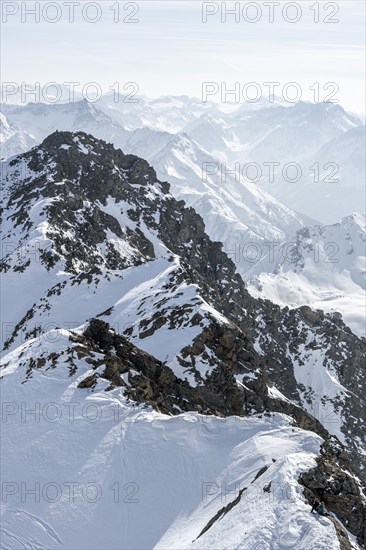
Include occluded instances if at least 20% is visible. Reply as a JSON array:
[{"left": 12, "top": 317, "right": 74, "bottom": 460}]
[
  {"left": 299, "top": 438, "right": 366, "bottom": 546},
  {"left": 77, "top": 320, "right": 331, "bottom": 442}
]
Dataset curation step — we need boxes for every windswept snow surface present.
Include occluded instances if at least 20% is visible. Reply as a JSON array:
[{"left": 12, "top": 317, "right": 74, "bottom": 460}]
[{"left": 0, "top": 335, "right": 354, "bottom": 550}]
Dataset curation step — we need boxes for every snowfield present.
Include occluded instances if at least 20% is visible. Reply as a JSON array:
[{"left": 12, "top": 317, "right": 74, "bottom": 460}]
[{"left": 1, "top": 334, "right": 358, "bottom": 550}]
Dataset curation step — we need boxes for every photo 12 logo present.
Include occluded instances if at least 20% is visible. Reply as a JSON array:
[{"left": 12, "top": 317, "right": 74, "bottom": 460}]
[
  {"left": 1, "top": 81, "right": 140, "bottom": 104},
  {"left": 1, "top": 2, "right": 140, "bottom": 24},
  {"left": 202, "top": 81, "right": 340, "bottom": 104},
  {"left": 1, "top": 399, "right": 147, "bottom": 425},
  {"left": 1, "top": 481, "right": 139, "bottom": 504},
  {"left": 222, "top": 239, "right": 340, "bottom": 266},
  {"left": 202, "top": 472, "right": 299, "bottom": 511},
  {"left": 202, "top": 160, "right": 340, "bottom": 185},
  {"left": 201, "top": 2, "right": 340, "bottom": 24}
]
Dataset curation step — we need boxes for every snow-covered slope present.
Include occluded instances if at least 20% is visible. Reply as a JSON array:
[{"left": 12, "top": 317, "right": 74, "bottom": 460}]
[
  {"left": 181, "top": 113, "right": 235, "bottom": 161},
  {"left": 247, "top": 213, "right": 366, "bottom": 336},
  {"left": 2, "top": 334, "right": 355, "bottom": 550},
  {"left": 122, "top": 126, "right": 173, "bottom": 160},
  {"left": 0, "top": 112, "right": 36, "bottom": 160}
]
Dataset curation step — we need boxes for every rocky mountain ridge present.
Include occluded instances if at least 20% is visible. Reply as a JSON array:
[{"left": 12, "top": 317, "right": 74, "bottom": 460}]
[{"left": 1, "top": 130, "right": 365, "bottom": 546}]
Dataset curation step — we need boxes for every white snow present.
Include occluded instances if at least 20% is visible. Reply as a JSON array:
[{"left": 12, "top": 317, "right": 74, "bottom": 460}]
[{"left": 1, "top": 336, "right": 355, "bottom": 550}]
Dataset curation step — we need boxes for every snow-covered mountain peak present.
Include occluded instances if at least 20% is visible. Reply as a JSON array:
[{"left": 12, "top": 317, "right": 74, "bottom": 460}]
[
  {"left": 0, "top": 100, "right": 129, "bottom": 147},
  {"left": 0, "top": 111, "right": 36, "bottom": 160},
  {"left": 248, "top": 212, "right": 366, "bottom": 335},
  {"left": 343, "top": 211, "right": 366, "bottom": 229}
]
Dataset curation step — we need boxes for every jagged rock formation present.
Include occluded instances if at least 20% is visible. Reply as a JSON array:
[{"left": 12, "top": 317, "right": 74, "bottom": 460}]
[{"left": 70, "top": 319, "right": 330, "bottom": 437}]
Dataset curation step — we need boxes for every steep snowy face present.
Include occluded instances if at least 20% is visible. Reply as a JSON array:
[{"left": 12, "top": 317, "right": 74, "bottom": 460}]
[
  {"left": 1, "top": 131, "right": 366, "bottom": 493},
  {"left": 0, "top": 112, "right": 18, "bottom": 142},
  {"left": 181, "top": 113, "right": 234, "bottom": 160},
  {"left": 147, "top": 132, "right": 312, "bottom": 279},
  {"left": 247, "top": 214, "right": 366, "bottom": 336},
  {"left": 122, "top": 127, "right": 174, "bottom": 161}
]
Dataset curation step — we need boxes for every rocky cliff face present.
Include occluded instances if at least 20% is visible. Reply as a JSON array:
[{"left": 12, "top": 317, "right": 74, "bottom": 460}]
[{"left": 1, "top": 131, "right": 365, "bottom": 545}]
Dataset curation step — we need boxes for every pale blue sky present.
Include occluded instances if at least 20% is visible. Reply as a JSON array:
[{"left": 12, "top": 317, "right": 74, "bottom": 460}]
[{"left": 1, "top": 1, "right": 365, "bottom": 111}]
